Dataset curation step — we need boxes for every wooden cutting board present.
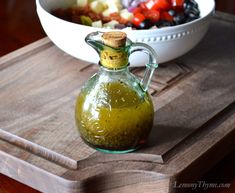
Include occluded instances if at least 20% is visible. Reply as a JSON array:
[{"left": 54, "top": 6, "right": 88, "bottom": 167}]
[{"left": 0, "top": 12, "right": 235, "bottom": 193}]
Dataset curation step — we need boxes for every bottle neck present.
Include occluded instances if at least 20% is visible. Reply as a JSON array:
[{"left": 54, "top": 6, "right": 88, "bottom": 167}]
[
  {"left": 99, "top": 62, "right": 129, "bottom": 72},
  {"left": 99, "top": 48, "right": 129, "bottom": 69}
]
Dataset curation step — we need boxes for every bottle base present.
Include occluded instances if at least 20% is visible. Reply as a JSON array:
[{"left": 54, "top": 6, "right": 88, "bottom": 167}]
[
  {"left": 81, "top": 137, "right": 143, "bottom": 154},
  {"left": 95, "top": 147, "right": 137, "bottom": 154}
]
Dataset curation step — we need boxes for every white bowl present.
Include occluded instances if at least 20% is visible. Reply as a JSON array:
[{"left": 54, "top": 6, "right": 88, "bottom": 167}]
[{"left": 36, "top": 0, "right": 215, "bottom": 66}]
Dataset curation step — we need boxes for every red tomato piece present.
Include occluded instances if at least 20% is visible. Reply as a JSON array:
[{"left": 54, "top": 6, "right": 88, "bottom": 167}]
[
  {"left": 139, "top": 2, "right": 147, "bottom": 10},
  {"left": 143, "top": 10, "right": 160, "bottom": 22},
  {"left": 144, "top": 0, "right": 155, "bottom": 10},
  {"left": 132, "top": 7, "right": 142, "bottom": 14},
  {"left": 132, "top": 13, "right": 146, "bottom": 26},
  {"left": 171, "top": 0, "right": 184, "bottom": 11},
  {"left": 160, "top": 11, "right": 173, "bottom": 21},
  {"left": 144, "top": 0, "right": 171, "bottom": 11},
  {"left": 171, "top": 0, "right": 184, "bottom": 7}
]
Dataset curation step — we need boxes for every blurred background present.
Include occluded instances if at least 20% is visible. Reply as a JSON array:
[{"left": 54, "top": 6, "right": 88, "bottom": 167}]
[{"left": 0, "top": 0, "right": 235, "bottom": 57}]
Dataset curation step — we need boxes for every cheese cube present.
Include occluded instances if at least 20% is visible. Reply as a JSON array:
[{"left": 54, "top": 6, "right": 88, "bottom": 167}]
[
  {"left": 92, "top": 20, "right": 103, "bottom": 28},
  {"left": 120, "top": 9, "right": 133, "bottom": 21},
  {"left": 77, "top": 0, "right": 88, "bottom": 8},
  {"left": 90, "top": 1, "right": 105, "bottom": 14},
  {"left": 103, "top": 20, "right": 119, "bottom": 29}
]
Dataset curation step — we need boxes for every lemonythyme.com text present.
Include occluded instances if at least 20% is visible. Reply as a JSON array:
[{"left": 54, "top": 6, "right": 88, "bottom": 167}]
[{"left": 173, "top": 181, "right": 230, "bottom": 190}]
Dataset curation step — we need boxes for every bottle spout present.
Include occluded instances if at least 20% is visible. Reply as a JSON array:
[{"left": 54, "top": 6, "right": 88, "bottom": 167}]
[{"left": 85, "top": 31, "right": 104, "bottom": 55}]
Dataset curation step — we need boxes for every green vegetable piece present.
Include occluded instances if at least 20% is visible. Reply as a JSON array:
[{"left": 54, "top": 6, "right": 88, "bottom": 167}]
[{"left": 80, "top": 15, "right": 92, "bottom": 26}]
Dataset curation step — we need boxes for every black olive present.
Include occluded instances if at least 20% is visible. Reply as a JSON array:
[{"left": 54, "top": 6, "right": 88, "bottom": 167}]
[
  {"left": 183, "top": 3, "right": 189, "bottom": 10},
  {"left": 114, "top": 24, "right": 126, "bottom": 29},
  {"left": 185, "top": 17, "right": 196, "bottom": 23},
  {"left": 184, "top": 0, "right": 198, "bottom": 7},
  {"left": 137, "top": 19, "right": 153, "bottom": 29},
  {"left": 126, "top": 22, "right": 133, "bottom": 27},
  {"left": 168, "top": 9, "right": 176, "bottom": 17},
  {"left": 173, "top": 13, "right": 186, "bottom": 25},
  {"left": 188, "top": 12, "right": 200, "bottom": 19},
  {"left": 183, "top": 6, "right": 200, "bottom": 23},
  {"left": 184, "top": 0, "right": 199, "bottom": 10},
  {"left": 184, "top": 7, "right": 200, "bottom": 19},
  {"left": 155, "top": 20, "right": 173, "bottom": 28}
]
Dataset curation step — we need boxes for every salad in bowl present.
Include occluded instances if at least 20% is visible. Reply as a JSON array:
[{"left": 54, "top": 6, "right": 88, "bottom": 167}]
[
  {"left": 36, "top": 0, "right": 215, "bottom": 66},
  {"left": 52, "top": 0, "right": 200, "bottom": 30}
]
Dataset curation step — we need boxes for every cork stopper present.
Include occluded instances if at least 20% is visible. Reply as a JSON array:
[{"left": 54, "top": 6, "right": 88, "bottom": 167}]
[{"left": 102, "top": 31, "right": 127, "bottom": 48}]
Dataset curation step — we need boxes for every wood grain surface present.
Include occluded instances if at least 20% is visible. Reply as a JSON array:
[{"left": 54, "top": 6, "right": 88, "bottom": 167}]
[
  {"left": 0, "top": 10, "right": 235, "bottom": 193},
  {"left": 1, "top": 149, "right": 234, "bottom": 193}
]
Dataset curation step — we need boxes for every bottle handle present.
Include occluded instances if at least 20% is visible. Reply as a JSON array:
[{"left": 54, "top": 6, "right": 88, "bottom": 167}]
[{"left": 129, "top": 42, "right": 158, "bottom": 92}]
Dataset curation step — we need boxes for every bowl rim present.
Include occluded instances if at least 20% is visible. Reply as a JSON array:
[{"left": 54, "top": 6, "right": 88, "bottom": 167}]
[{"left": 36, "top": 0, "right": 215, "bottom": 34}]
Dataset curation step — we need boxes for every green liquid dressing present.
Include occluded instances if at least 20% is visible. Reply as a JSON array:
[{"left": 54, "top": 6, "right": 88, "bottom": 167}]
[{"left": 75, "top": 81, "right": 154, "bottom": 151}]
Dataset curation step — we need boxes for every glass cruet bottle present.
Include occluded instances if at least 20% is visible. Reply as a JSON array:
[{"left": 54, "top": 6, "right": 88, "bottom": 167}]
[{"left": 75, "top": 31, "right": 158, "bottom": 153}]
